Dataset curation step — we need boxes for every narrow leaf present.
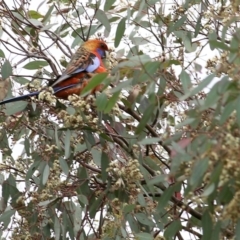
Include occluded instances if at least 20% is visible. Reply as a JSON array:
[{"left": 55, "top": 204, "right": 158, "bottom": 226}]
[
  {"left": 23, "top": 61, "right": 48, "bottom": 70},
  {"left": 42, "top": 164, "right": 50, "bottom": 185},
  {"left": 95, "top": 9, "right": 111, "bottom": 32},
  {"left": 64, "top": 130, "right": 71, "bottom": 158},
  {"left": 115, "top": 17, "right": 126, "bottom": 47},
  {"left": 81, "top": 73, "right": 107, "bottom": 95}
]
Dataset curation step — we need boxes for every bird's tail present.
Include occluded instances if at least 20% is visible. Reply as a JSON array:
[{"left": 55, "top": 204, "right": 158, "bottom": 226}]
[
  {"left": 0, "top": 91, "right": 39, "bottom": 105},
  {"left": 0, "top": 84, "right": 80, "bottom": 105}
]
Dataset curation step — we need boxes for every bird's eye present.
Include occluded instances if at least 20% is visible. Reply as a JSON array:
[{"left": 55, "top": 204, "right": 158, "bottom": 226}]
[{"left": 100, "top": 43, "right": 106, "bottom": 48}]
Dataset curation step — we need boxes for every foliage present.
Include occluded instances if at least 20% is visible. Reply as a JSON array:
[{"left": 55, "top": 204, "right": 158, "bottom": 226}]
[{"left": 0, "top": 0, "right": 240, "bottom": 239}]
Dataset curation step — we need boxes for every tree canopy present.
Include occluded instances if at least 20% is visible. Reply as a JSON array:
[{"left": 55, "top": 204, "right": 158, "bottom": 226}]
[{"left": 0, "top": 0, "right": 240, "bottom": 239}]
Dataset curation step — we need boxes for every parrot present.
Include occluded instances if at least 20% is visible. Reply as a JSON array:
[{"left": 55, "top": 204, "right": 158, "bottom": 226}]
[{"left": 0, "top": 39, "right": 108, "bottom": 105}]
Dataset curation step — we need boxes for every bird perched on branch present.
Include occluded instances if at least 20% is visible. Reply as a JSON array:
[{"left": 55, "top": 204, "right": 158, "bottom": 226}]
[{"left": 0, "top": 39, "right": 108, "bottom": 105}]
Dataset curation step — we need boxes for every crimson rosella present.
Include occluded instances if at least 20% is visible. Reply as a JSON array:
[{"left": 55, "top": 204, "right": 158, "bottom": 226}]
[{"left": 0, "top": 39, "right": 108, "bottom": 105}]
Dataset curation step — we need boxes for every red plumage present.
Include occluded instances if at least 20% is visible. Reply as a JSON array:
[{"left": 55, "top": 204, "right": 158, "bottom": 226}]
[{"left": 0, "top": 39, "right": 108, "bottom": 105}]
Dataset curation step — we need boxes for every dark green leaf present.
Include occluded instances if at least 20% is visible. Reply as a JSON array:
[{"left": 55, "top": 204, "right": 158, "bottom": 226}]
[
  {"left": 115, "top": 17, "right": 126, "bottom": 48},
  {"left": 104, "top": 91, "right": 120, "bottom": 113},
  {"left": 101, "top": 152, "right": 109, "bottom": 182},
  {"left": 157, "top": 186, "right": 176, "bottom": 212},
  {"left": 89, "top": 194, "right": 105, "bottom": 218},
  {"left": 1, "top": 60, "right": 12, "bottom": 80},
  {"left": 81, "top": 73, "right": 107, "bottom": 95},
  {"left": 0, "top": 49, "right": 5, "bottom": 58},
  {"left": 202, "top": 211, "right": 213, "bottom": 240},
  {"left": 135, "top": 104, "right": 155, "bottom": 134},
  {"left": 190, "top": 158, "right": 209, "bottom": 188},
  {"left": 164, "top": 220, "right": 182, "bottom": 239}
]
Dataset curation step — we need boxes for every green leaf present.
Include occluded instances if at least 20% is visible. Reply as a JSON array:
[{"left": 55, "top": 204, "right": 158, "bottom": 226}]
[
  {"left": 236, "top": 219, "right": 240, "bottom": 240},
  {"left": 81, "top": 73, "right": 107, "bottom": 95},
  {"left": 54, "top": 217, "right": 61, "bottom": 240},
  {"left": 135, "top": 104, "right": 155, "bottom": 134},
  {"left": 157, "top": 186, "right": 176, "bottom": 212},
  {"left": 194, "top": 16, "right": 202, "bottom": 37},
  {"left": 23, "top": 60, "right": 48, "bottom": 70},
  {"left": 115, "top": 17, "right": 126, "bottom": 48},
  {"left": 190, "top": 158, "right": 209, "bottom": 188},
  {"left": 104, "top": 91, "right": 120, "bottom": 113},
  {"left": 236, "top": 96, "right": 240, "bottom": 126},
  {"left": 202, "top": 183, "right": 215, "bottom": 197},
  {"left": 89, "top": 194, "right": 105, "bottom": 218},
  {"left": 42, "top": 164, "right": 50, "bottom": 185},
  {"left": 135, "top": 232, "right": 153, "bottom": 240},
  {"left": 1, "top": 60, "right": 12, "bottom": 80},
  {"left": 123, "top": 204, "right": 136, "bottom": 214},
  {"left": 202, "top": 211, "right": 213, "bottom": 240},
  {"left": 42, "top": 4, "right": 54, "bottom": 24},
  {"left": 101, "top": 152, "right": 109, "bottom": 182},
  {"left": 38, "top": 198, "right": 59, "bottom": 207},
  {"left": 95, "top": 9, "right": 111, "bottom": 32},
  {"left": 28, "top": 19, "right": 43, "bottom": 28},
  {"left": 104, "top": 0, "right": 116, "bottom": 11},
  {"left": 135, "top": 213, "right": 155, "bottom": 227},
  {"left": 64, "top": 130, "right": 71, "bottom": 158},
  {"left": 28, "top": 10, "right": 44, "bottom": 19},
  {"left": 126, "top": 214, "right": 139, "bottom": 233},
  {"left": 0, "top": 49, "right": 5, "bottom": 58},
  {"left": 138, "top": 137, "right": 161, "bottom": 145},
  {"left": 5, "top": 101, "right": 29, "bottom": 115},
  {"left": 180, "top": 70, "right": 191, "bottom": 93},
  {"left": 59, "top": 157, "right": 69, "bottom": 175},
  {"left": 137, "top": 194, "right": 146, "bottom": 207},
  {"left": 209, "top": 40, "right": 230, "bottom": 51},
  {"left": 91, "top": 148, "right": 101, "bottom": 166},
  {"left": 220, "top": 100, "right": 236, "bottom": 124},
  {"left": 181, "top": 74, "right": 215, "bottom": 100},
  {"left": 147, "top": 175, "right": 167, "bottom": 186},
  {"left": 78, "top": 195, "right": 88, "bottom": 205},
  {"left": 96, "top": 93, "right": 108, "bottom": 111},
  {"left": 0, "top": 209, "right": 16, "bottom": 229},
  {"left": 164, "top": 220, "right": 182, "bottom": 239}
]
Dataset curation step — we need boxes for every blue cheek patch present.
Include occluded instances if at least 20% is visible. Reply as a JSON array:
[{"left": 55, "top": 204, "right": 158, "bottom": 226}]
[{"left": 97, "top": 48, "right": 106, "bottom": 58}]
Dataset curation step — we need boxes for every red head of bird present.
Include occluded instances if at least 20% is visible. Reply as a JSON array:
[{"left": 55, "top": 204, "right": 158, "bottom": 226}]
[{"left": 82, "top": 39, "right": 108, "bottom": 59}]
